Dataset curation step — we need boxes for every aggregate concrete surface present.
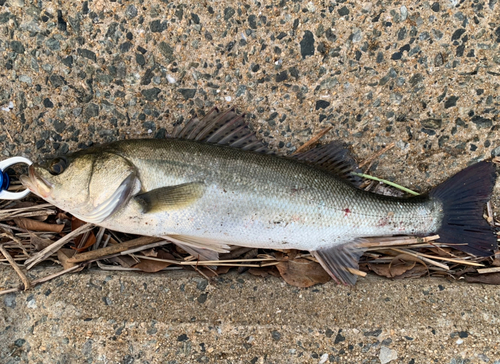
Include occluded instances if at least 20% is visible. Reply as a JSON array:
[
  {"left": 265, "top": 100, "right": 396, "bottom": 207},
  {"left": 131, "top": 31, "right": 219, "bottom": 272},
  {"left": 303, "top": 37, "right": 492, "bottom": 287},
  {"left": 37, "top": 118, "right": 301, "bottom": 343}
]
[
  {"left": 2, "top": 267, "right": 500, "bottom": 364},
  {"left": 1, "top": 0, "right": 500, "bottom": 362}
]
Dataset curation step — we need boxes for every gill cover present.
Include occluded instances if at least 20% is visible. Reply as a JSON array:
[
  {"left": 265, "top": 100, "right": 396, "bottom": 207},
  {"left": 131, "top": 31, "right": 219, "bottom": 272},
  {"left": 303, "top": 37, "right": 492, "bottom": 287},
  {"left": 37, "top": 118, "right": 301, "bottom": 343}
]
[{"left": 76, "top": 152, "right": 141, "bottom": 223}]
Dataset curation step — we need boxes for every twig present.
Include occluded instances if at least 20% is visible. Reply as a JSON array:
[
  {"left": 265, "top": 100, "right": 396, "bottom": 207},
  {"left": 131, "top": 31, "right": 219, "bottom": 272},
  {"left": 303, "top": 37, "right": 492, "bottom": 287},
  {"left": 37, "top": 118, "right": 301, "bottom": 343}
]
[
  {"left": 477, "top": 267, "right": 500, "bottom": 274},
  {"left": 67, "top": 236, "right": 164, "bottom": 263},
  {"left": 0, "top": 244, "right": 31, "bottom": 289},
  {"left": 293, "top": 127, "right": 333, "bottom": 155},
  {"left": 359, "top": 142, "right": 395, "bottom": 171},
  {"left": 391, "top": 248, "right": 449, "bottom": 270},
  {"left": 25, "top": 223, "right": 95, "bottom": 269}
]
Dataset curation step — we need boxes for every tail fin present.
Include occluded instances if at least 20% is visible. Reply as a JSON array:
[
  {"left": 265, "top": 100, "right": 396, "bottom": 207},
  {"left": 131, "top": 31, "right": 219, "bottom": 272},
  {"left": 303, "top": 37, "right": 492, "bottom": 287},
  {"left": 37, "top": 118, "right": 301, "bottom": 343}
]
[{"left": 430, "top": 161, "right": 497, "bottom": 256}]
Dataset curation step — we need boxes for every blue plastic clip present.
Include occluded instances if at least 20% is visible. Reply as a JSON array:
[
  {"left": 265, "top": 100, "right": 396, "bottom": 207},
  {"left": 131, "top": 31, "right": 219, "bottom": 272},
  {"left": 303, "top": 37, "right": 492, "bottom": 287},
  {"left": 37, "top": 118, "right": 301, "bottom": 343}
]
[{"left": 0, "top": 157, "right": 33, "bottom": 200}]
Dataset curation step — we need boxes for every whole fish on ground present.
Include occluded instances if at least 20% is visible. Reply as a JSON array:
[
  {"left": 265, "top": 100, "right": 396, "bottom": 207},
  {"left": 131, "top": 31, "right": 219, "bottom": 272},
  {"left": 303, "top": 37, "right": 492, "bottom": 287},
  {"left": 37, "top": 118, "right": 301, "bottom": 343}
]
[{"left": 20, "top": 109, "right": 498, "bottom": 284}]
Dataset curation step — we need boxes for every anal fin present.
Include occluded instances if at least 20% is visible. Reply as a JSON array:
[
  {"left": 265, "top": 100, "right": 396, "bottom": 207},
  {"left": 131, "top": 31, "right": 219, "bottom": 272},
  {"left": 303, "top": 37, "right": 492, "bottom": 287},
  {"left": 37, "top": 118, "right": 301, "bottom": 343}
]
[{"left": 311, "top": 239, "right": 367, "bottom": 285}]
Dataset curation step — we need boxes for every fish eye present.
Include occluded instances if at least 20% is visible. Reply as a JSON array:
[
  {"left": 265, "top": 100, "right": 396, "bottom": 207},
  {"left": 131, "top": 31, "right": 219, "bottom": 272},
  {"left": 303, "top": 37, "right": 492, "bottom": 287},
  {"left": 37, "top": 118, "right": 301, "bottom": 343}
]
[{"left": 49, "top": 157, "right": 68, "bottom": 175}]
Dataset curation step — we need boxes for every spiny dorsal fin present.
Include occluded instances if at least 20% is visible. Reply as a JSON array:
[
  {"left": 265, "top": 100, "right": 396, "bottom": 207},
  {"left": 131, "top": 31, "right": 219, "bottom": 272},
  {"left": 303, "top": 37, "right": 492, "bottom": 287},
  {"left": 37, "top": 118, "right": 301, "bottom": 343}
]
[
  {"left": 172, "top": 108, "right": 270, "bottom": 153},
  {"left": 134, "top": 182, "right": 205, "bottom": 214},
  {"left": 292, "top": 141, "right": 363, "bottom": 187}
]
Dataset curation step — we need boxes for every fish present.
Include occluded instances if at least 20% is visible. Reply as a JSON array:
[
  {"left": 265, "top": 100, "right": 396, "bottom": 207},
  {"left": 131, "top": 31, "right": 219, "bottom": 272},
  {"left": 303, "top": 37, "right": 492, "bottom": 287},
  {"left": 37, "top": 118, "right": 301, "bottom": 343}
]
[{"left": 20, "top": 108, "right": 498, "bottom": 284}]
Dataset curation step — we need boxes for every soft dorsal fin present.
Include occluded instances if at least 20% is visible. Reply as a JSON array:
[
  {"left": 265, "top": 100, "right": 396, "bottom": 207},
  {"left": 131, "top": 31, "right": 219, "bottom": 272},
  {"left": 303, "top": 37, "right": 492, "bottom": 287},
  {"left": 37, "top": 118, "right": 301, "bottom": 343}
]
[
  {"left": 173, "top": 108, "right": 270, "bottom": 153},
  {"left": 292, "top": 141, "right": 363, "bottom": 187}
]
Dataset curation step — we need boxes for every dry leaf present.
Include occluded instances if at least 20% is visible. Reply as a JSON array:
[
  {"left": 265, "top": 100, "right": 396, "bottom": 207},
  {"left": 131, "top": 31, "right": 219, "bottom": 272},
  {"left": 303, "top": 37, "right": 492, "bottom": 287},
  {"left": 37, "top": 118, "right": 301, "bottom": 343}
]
[
  {"left": 276, "top": 258, "right": 331, "bottom": 287},
  {"left": 71, "top": 217, "right": 97, "bottom": 252},
  {"left": 133, "top": 251, "right": 175, "bottom": 273},
  {"left": 368, "top": 255, "right": 427, "bottom": 278},
  {"left": 216, "top": 266, "right": 231, "bottom": 274},
  {"left": 248, "top": 266, "right": 280, "bottom": 278},
  {"left": 392, "top": 264, "right": 428, "bottom": 279},
  {"left": 465, "top": 273, "right": 500, "bottom": 285},
  {"left": 73, "top": 231, "right": 97, "bottom": 252},
  {"left": 14, "top": 217, "right": 64, "bottom": 233}
]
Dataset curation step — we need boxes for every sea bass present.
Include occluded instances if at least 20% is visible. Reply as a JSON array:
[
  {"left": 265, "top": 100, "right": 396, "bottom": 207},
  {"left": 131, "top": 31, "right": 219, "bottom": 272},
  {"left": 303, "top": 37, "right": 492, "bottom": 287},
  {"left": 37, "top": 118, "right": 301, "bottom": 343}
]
[{"left": 20, "top": 109, "right": 498, "bottom": 284}]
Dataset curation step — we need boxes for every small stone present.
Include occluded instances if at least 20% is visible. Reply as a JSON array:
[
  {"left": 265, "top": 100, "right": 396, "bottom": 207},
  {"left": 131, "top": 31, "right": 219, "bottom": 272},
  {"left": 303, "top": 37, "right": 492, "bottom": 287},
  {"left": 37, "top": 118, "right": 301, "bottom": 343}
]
[
  {"left": 120, "top": 42, "right": 132, "bottom": 53},
  {"left": 4, "top": 293, "right": 16, "bottom": 308},
  {"left": 19, "top": 75, "right": 32, "bottom": 84},
  {"left": 46, "top": 38, "right": 60, "bottom": 51},
  {"left": 197, "top": 293, "right": 208, "bottom": 303},
  {"left": 53, "top": 120, "right": 66, "bottom": 133},
  {"left": 150, "top": 19, "right": 167, "bottom": 33},
  {"left": 431, "top": 2, "right": 440, "bottom": 11},
  {"left": 224, "top": 7, "right": 235, "bottom": 20},
  {"left": 136, "top": 54, "right": 146, "bottom": 67},
  {"left": 177, "top": 334, "right": 189, "bottom": 342},
  {"left": 420, "top": 118, "right": 442, "bottom": 129},
  {"left": 178, "top": 88, "right": 197, "bottom": 100},
  {"left": 444, "top": 96, "right": 459, "bottom": 109},
  {"left": 451, "top": 28, "right": 466, "bottom": 41},
  {"left": 10, "top": 41, "right": 25, "bottom": 54},
  {"left": 471, "top": 116, "right": 492, "bottom": 128},
  {"left": 338, "top": 6, "right": 349, "bottom": 16},
  {"left": 62, "top": 56, "right": 73, "bottom": 67},
  {"left": 300, "top": 31, "right": 315, "bottom": 59},
  {"left": 276, "top": 71, "right": 288, "bottom": 82},
  {"left": 14, "top": 339, "right": 26, "bottom": 347},
  {"left": 142, "top": 88, "right": 162, "bottom": 101},
  {"left": 379, "top": 346, "right": 398, "bottom": 364},
  {"left": 271, "top": 331, "right": 281, "bottom": 341},
  {"left": 159, "top": 42, "right": 174, "bottom": 63},
  {"left": 84, "top": 103, "right": 99, "bottom": 118},
  {"left": 315, "top": 100, "right": 330, "bottom": 110},
  {"left": 43, "top": 98, "right": 54, "bottom": 108},
  {"left": 78, "top": 48, "right": 97, "bottom": 62},
  {"left": 125, "top": 5, "right": 137, "bottom": 18}
]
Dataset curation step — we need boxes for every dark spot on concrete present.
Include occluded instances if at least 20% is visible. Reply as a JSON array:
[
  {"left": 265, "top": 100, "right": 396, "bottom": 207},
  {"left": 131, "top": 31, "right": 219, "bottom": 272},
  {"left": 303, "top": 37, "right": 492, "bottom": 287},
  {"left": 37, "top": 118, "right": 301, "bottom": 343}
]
[
  {"left": 178, "top": 88, "right": 197, "bottom": 100},
  {"left": 315, "top": 100, "right": 330, "bottom": 110},
  {"left": 142, "top": 88, "right": 162, "bottom": 101},
  {"left": 300, "top": 31, "right": 315, "bottom": 59}
]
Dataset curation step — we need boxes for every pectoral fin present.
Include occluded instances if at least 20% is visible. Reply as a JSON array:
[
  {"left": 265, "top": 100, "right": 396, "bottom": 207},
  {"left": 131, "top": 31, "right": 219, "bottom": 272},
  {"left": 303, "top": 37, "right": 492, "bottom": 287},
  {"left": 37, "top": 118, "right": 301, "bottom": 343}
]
[
  {"left": 135, "top": 182, "right": 205, "bottom": 213},
  {"left": 312, "top": 239, "right": 367, "bottom": 285}
]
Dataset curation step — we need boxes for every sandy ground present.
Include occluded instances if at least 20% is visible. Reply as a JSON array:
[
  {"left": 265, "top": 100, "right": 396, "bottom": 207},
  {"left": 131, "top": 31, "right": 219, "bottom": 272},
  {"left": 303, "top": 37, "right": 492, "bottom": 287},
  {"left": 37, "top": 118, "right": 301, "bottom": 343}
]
[{"left": 1, "top": 0, "right": 500, "bottom": 362}]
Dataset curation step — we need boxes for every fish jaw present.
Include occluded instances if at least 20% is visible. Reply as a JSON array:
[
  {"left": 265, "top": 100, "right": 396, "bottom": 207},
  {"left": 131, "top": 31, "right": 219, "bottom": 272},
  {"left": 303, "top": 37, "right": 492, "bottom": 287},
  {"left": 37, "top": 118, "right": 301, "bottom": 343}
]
[{"left": 20, "top": 165, "right": 54, "bottom": 199}]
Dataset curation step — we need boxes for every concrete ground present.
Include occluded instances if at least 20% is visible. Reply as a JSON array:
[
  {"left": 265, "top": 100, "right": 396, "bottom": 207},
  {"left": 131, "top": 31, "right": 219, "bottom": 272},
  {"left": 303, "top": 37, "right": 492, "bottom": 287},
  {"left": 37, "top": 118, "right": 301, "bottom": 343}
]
[
  {"left": 2, "top": 266, "right": 500, "bottom": 364},
  {"left": 1, "top": 0, "right": 500, "bottom": 363}
]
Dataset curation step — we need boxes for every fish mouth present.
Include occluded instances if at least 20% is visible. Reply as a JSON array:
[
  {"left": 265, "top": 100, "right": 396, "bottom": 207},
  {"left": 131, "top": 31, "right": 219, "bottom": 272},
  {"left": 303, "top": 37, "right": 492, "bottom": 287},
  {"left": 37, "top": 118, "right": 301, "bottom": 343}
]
[{"left": 20, "top": 165, "right": 53, "bottom": 198}]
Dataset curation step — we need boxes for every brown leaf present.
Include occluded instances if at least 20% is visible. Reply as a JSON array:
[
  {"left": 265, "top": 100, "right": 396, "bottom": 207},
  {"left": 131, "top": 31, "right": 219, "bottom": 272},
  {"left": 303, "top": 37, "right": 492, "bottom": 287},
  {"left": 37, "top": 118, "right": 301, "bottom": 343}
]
[
  {"left": 368, "top": 255, "right": 427, "bottom": 279},
  {"left": 73, "top": 231, "right": 96, "bottom": 252},
  {"left": 248, "top": 266, "right": 274, "bottom": 277},
  {"left": 392, "top": 264, "right": 428, "bottom": 279},
  {"left": 14, "top": 217, "right": 64, "bottom": 233},
  {"left": 133, "top": 251, "right": 175, "bottom": 273},
  {"left": 216, "top": 266, "right": 231, "bottom": 274},
  {"left": 465, "top": 273, "right": 500, "bottom": 285},
  {"left": 276, "top": 258, "right": 331, "bottom": 287}
]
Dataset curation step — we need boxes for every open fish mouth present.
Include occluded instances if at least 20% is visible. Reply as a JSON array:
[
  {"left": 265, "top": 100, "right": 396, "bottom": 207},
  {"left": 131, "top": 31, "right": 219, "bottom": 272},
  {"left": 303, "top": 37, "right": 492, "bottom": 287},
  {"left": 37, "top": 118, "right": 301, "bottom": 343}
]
[{"left": 20, "top": 165, "right": 53, "bottom": 198}]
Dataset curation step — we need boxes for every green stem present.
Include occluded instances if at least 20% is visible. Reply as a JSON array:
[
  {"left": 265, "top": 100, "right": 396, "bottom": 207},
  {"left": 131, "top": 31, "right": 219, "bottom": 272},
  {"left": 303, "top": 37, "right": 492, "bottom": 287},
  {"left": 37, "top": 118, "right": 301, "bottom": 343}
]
[{"left": 351, "top": 172, "right": 420, "bottom": 196}]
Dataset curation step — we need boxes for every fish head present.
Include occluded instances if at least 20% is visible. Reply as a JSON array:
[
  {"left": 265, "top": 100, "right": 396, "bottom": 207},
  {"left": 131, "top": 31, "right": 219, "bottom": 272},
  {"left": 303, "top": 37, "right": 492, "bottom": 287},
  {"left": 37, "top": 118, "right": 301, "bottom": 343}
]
[{"left": 21, "top": 150, "right": 140, "bottom": 223}]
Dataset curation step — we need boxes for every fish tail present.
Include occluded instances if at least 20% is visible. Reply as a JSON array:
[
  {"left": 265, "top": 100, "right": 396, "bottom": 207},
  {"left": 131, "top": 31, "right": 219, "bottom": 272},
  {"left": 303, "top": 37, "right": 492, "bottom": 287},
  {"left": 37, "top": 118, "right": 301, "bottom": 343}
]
[{"left": 430, "top": 161, "right": 498, "bottom": 256}]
